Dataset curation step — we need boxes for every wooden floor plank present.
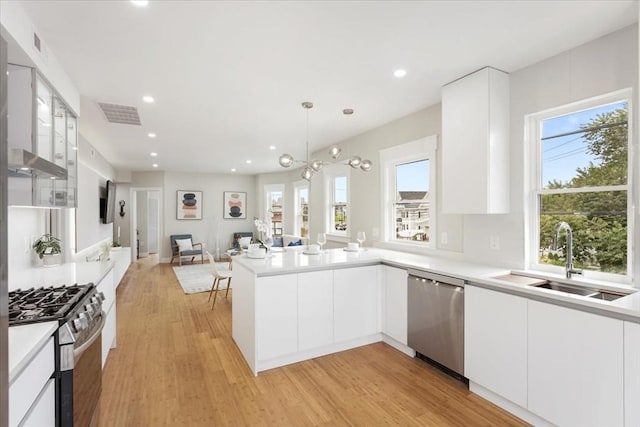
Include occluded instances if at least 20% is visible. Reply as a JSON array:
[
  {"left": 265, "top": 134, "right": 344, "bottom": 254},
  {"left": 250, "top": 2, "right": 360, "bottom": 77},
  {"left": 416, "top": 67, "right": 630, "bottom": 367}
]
[{"left": 99, "top": 258, "right": 529, "bottom": 426}]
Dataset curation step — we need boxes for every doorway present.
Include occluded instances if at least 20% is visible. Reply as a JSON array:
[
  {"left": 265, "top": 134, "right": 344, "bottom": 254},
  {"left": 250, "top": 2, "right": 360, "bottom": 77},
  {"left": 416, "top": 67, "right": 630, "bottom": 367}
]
[{"left": 130, "top": 188, "right": 162, "bottom": 264}]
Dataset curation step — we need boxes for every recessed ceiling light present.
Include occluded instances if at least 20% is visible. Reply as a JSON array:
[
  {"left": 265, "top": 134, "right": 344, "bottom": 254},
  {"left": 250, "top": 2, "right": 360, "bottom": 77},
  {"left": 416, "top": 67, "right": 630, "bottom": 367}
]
[
  {"left": 231, "top": 168, "right": 236, "bottom": 172},
  {"left": 245, "top": 160, "right": 252, "bottom": 164},
  {"left": 150, "top": 152, "right": 158, "bottom": 157},
  {"left": 393, "top": 69, "right": 407, "bottom": 78},
  {"left": 152, "top": 163, "right": 158, "bottom": 168},
  {"left": 130, "top": 0, "right": 149, "bottom": 6},
  {"left": 148, "top": 132, "right": 156, "bottom": 138},
  {"left": 142, "top": 95, "right": 155, "bottom": 103},
  {"left": 269, "top": 145, "right": 276, "bottom": 150}
]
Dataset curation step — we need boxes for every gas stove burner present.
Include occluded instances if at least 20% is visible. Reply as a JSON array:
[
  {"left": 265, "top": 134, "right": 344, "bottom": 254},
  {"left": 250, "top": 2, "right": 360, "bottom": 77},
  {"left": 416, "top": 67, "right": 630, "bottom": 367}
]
[{"left": 8, "top": 283, "right": 95, "bottom": 326}]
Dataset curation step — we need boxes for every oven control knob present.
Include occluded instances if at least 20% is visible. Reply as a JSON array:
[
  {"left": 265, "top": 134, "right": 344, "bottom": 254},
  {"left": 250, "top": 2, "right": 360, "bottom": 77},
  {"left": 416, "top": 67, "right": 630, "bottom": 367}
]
[
  {"left": 91, "top": 297, "right": 102, "bottom": 307},
  {"left": 84, "top": 305, "right": 94, "bottom": 318},
  {"left": 78, "top": 313, "right": 90, "bottom": 329},
  {"left": 97, "top": 292, "right": 106, "bottom": 302},
  {"left": 73, "top": 318, "right": 85, "bottom": 332},
  {"left": 91, "top": 302, "right": 101, "bottom": 313}
]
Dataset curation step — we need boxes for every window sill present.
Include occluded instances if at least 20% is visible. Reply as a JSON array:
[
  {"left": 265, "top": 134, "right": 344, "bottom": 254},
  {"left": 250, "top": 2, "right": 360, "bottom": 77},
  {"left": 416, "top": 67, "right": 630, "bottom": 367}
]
[
  {"left": 326, "top": 234, "right": 350, "bottom": 243},
  {"left": 376, "top": 240, "right": 435, "bottom": 254}
]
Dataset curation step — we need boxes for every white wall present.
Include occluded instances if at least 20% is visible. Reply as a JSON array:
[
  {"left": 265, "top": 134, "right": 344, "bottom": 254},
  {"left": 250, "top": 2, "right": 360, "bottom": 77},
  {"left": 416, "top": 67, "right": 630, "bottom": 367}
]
[
  {"left": 75, "top": 134, "right": 115, "bottom": 252},
  {"left": 0, "top": 1, "right": 80, "bottom": 114},
  {"left": 113, "top": 182, "right": 130, "bottom": 246},
  {"left": 7, "top": 207, "right": 46, "bottom": 289},
  {"left": 304, "top": 24, "right": 637, "bottom": 270},
  {"left": 465, "top": 23, "right": 638, "bottom": 269},
  {"left": 161, "top": 172, "right": 257, "bottom": 261}
]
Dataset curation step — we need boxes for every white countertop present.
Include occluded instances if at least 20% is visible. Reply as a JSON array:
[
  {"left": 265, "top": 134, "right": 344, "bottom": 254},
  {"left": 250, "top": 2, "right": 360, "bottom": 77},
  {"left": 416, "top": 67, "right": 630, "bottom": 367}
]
[
  {"left": 8, "top": 321, "right": 58, "bottom": 383},
  {"left": 9, "top": 258, "right": 115, "bottom": 291},
  {"left": 233, "top": 247, "right": 640, "bottom": 323}
]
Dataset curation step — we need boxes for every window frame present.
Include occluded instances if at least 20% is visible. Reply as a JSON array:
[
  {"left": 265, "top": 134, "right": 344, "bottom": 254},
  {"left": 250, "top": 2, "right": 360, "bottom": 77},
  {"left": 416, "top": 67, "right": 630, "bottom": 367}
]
[
  {"left": 323, "top": 164, "right": 350, "bottom": 239},
  {"left": 379, "top": 135, "right": 438, "bottom": 251},
  {"left": 525, "top": 89, "right": 633, "bottom": 283}
]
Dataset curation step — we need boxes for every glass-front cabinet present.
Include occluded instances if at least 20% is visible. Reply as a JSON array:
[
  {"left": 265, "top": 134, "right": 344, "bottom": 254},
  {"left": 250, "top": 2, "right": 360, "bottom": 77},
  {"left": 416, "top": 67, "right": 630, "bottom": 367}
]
[{"left": 8, "top": 64, "right": 77, "bottom": 207}]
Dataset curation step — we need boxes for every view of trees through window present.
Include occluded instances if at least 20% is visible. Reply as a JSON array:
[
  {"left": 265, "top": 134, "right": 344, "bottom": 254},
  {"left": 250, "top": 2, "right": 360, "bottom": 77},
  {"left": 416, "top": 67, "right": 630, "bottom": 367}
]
[
  {"left": 538, "top": 100, "right": 628, "bottom": 274},
  {"left": 395, "top": 160, "right": 430, "bottom": 242}
]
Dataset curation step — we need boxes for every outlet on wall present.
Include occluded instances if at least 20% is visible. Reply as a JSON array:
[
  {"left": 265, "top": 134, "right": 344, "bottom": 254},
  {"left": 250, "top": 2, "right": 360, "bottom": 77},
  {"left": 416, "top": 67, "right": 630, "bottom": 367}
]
[
  {"left": 489, "top": 235, "right": 500, "bottom": 251},
  {"left": 440, "top": 231, "right": 448, "bottom": 245}
]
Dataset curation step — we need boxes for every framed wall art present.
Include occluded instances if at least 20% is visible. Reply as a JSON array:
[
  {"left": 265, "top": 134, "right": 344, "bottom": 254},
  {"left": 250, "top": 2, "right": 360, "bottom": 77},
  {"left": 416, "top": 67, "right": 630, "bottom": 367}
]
[
  {"left": 224, "top": 191, "right": 247, "bottom": 219},
  {"left": 177, "top": 190, "right": 203, "bottom": 220}
]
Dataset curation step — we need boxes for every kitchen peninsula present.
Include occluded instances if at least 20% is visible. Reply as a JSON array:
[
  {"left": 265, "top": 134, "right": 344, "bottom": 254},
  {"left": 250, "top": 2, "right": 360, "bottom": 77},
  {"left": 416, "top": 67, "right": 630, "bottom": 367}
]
[
  {"left": 232, "top": 247, "right": 640, "bottom": 374},
  {"left": 232, "top": 247, "right": 640, "bottom": 426}
]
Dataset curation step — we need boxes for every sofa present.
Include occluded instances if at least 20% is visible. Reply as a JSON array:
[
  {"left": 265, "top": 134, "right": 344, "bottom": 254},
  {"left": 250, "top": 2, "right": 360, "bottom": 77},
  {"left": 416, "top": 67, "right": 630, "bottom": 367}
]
[{"left": 272, "top": 234, "right": 309, "bottom": 247}]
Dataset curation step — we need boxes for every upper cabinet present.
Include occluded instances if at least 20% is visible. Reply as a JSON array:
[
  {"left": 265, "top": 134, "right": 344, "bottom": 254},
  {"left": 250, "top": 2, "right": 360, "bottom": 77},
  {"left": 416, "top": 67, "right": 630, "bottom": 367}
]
[
  {"left": 441, "top": 67, "right": 509, "bottom": 214},
  {"left": 7, "top": 65, "right": 77, "bottom": 207}
]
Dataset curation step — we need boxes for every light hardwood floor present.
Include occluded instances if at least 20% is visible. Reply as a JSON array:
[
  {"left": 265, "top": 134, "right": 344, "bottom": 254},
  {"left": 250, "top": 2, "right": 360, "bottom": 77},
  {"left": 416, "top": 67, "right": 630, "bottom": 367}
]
[{"left": 99, "top": 259, "right": 529, "bottom": 426}]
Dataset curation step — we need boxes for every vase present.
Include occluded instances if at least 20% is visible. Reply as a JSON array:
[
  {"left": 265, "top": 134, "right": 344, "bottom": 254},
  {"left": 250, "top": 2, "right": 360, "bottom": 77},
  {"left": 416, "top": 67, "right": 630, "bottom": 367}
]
[{"left": 42, "top": 254, "right": 61, "bottom": 267}]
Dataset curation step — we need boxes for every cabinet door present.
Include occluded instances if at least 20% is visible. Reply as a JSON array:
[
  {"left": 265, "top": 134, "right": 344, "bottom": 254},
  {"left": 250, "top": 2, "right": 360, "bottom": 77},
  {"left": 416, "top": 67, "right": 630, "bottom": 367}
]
[
  {"left": 101, "top": 306, "right": 117, "bottom": 368},
  {"left": 298, "top": 270, "right": 333, "bottom": 351},
  {"left": 256, "top": 274, "right": 298, "bottom": 360},
  {"left": 441, "top": 67, "right": 509, "bottom": 214},
  {"left": 97, "top": 270, "right": 115, "bottom": 313},
  {"left": 333, "top": 266, "right": 379, "bottom": 343},
  {"left": 528, "top": 300, "right": 623, "bottom": 426},
  {"left": 20, "top": 378, "right": 55, "bottom": 427},
  {"left": 383, "top": 266, "right": 407, "bottom": 344},
  {"left": 465, "top": 286, "right": 527, "bottom": 408},
  {"left": 625, "top": 321, "right": 640, "bottom": 427}
]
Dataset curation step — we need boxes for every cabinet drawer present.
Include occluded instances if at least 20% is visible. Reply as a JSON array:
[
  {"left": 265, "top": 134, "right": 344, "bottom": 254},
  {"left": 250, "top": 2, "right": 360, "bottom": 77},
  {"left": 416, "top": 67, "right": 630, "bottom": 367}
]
[
  {"left": 97, "top": 269, "right": 115, "bottom": 313},
  {"left": 9, "top": 337, "right": 54, "bottom": 427},
  {"left": 19, "top": 378, "right": 55, "bottom": 427},
  {"left": 101, "top": 306, "right": 117, "bottom": 368}
]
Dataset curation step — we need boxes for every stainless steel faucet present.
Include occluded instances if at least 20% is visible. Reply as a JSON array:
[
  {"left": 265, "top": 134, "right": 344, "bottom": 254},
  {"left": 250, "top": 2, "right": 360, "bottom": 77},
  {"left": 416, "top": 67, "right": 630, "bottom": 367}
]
[{"left": 553, "top": 221, "right": 583, "bottom": 279}]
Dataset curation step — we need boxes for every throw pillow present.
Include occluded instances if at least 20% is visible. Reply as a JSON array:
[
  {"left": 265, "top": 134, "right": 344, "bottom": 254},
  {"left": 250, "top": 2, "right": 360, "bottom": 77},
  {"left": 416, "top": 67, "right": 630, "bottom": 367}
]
[
  {"left": 239, "top": 236, "right": 252, "bottom": 249},
  {"left": 287, "top": 239, "right": 302, "bottom": 246},
  {"left": 273, "top": 237, "right": 283, "bottom": 247},
  {"left": 176, "top": 238, "right": 193, "bottom": 252}
]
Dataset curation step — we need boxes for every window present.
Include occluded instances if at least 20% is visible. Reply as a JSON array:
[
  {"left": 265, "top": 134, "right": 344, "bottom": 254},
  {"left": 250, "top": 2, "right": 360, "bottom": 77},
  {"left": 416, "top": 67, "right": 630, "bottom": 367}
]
[
  {"left": 380, "top": 136, "right": 437, "bottom": 248},
  {"left": 528, "top": 91, "right": 631, "bottom": 279},
  {"left": 264, "top": 185, "right": 284, "bottom": 237},
  {"left": 293, "top": 181, "right": 309, "bottom": 238},
  {"left": 331, "top": 176, "right": 348, "bottom": 234},
  {"left": 395, "top": 160, "right": 430, "bottom": 242}
]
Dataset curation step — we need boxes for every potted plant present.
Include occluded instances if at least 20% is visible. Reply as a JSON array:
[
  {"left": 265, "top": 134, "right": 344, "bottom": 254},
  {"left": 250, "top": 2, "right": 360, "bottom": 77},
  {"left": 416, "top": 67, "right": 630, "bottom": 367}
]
[{"left": 32, "top": 234, "right": 62, "bottom": 267}]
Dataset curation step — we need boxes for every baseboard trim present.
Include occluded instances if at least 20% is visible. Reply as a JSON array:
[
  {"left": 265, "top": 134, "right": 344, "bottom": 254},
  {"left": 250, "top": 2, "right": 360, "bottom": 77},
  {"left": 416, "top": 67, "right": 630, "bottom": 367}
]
[
  {"left": 257, "top": 333, "right": 383, "bottom": 373},
  {"left": 469, "top": 382, "right": 553, "bottom": 427},
  {"left": 381, "top": 334, "right": 415, "bottom": 357}
]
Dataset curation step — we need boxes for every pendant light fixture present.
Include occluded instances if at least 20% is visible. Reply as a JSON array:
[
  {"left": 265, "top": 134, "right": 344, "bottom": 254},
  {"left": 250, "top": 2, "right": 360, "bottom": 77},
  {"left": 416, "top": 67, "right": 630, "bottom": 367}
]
[{"left": 278, "top": 102, "right": 373, "bottom": 180}]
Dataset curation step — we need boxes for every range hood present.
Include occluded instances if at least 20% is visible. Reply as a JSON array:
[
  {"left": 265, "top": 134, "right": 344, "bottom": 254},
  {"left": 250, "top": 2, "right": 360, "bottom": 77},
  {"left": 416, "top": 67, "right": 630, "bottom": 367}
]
[{"left": 8, "top": 148, "right": 68, "bottom": 180}]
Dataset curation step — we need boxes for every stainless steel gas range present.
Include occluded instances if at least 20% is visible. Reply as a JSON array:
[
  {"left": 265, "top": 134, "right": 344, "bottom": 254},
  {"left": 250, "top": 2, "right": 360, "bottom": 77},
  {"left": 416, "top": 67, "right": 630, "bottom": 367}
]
[{"left": 9, "top": 284, "right": 105, "bottom": 427}]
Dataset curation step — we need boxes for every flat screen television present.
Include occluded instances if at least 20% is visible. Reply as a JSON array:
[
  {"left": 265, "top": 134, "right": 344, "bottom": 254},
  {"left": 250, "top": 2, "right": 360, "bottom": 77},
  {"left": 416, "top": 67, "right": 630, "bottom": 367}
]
[{"left": 100, "top": 180, "right": 116, "bottom": 224}]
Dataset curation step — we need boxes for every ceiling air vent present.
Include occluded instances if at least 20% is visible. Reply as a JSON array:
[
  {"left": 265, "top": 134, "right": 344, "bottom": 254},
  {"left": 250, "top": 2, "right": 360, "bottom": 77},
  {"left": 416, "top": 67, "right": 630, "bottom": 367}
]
[{"left": 98, "top": 102, "right": 142, "bottom": 125}]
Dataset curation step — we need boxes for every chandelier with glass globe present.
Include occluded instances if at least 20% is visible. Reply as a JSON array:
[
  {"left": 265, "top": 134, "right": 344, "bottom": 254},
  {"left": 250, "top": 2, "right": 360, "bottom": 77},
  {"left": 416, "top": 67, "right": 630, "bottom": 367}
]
[{"left": 278, "top": 102, "right": 373, "bottom": 181}]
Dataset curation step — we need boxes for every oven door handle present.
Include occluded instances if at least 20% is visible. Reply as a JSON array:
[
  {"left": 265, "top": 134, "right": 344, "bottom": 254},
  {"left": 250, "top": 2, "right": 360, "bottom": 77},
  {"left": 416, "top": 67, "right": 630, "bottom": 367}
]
[{"left": 74, "top": 311, "right": 106, "bottom": 360}]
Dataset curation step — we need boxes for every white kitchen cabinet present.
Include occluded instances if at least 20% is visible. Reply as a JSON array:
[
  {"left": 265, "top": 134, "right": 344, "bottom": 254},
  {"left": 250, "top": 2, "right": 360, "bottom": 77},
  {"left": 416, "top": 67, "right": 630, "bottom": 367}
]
[
  {"left": 528, "top": 300, "right": 624, "bottom": 427},
  {"left": 465, "top": 286, "right": 527, "bottom": 408},
  {"left": 97, "top": 269, "right": 116, "bottom": 368},
  {"left": 298, "top": 270, "right": 333, "bottom": 351},
  {"left": 255, "top": 274, "right": 298, "bottom": 360},
  {"left": 441, "top": 66, "right": 509, "bottom": 214},
  {"left": 625, "top": 321, "right": 640, "bottom": 427},
  {"left": 333, "top": 266, "right": 379, "bottom": 343},
  {"left": 383, "top": 266, "right": 407, "bottom": 345},
  {"left": 19, "top": 378, "right": 55, "bottom": 427},
  {"left": 9, "top": 337, "right": 54, "bottom": 427}
]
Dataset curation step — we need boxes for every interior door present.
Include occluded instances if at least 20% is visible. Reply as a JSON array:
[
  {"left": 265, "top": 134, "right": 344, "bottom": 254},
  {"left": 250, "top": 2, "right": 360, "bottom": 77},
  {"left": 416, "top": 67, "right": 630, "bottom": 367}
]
[{"left": 147, "top": 195, "right": 159, "bottom": 254}]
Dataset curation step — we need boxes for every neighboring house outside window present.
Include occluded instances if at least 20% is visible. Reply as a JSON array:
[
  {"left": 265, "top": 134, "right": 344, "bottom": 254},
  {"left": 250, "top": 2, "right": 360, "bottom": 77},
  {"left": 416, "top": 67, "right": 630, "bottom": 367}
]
[
  {"left": 293, "top": 181, "right": 309, "bottom": 238},
  {"left": 380, "top": 136, "right": 437, "bottom": 249},
  {"left": 264, "top": 184, "right": 284, "bottom": 237},
  {"left": 527, "top": 90, "right": 631, "bottom": 281}
]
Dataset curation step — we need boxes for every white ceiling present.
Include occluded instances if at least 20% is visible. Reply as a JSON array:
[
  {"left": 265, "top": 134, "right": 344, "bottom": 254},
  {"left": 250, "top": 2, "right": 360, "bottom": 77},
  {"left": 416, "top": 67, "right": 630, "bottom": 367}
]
[{"left": 18, "top": 0, "right": 638, "bottom": 175}]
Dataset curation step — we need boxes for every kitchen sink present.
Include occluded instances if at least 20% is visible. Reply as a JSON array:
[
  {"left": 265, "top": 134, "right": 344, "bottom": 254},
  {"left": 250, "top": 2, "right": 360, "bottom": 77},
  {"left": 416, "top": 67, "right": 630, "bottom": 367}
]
[
  {"left": 534, "top": 281, "right": 597, "bottom": 297},
  {"left": 531, "top": 281, "right": 628, "bottom": 301}
]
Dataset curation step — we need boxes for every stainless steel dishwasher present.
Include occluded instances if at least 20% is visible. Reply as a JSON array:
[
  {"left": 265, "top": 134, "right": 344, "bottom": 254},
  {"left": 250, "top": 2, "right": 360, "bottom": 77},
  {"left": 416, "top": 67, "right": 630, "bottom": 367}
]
[{"left": 407, "top": 269, "right": 465, "bottom": 377}]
